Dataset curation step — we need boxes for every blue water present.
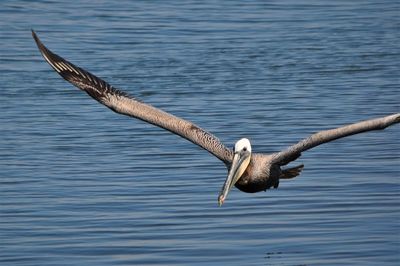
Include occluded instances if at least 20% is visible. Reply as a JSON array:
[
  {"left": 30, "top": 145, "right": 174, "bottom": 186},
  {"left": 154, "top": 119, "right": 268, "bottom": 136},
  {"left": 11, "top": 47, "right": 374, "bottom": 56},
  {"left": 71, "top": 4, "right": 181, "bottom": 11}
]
[{"left": 1, "top": 1, "right": 399, "bottom": 265}]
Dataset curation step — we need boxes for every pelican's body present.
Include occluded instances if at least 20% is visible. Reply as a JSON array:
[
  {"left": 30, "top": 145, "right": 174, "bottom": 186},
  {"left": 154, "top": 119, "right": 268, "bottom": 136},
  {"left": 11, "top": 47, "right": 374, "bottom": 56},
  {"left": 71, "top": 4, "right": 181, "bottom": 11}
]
[
  {"left": 236, "top": 154, "right": 280, "bottom": 192},
  {"left": 32, "top": 31, "right": 399, "bottom": 206}
]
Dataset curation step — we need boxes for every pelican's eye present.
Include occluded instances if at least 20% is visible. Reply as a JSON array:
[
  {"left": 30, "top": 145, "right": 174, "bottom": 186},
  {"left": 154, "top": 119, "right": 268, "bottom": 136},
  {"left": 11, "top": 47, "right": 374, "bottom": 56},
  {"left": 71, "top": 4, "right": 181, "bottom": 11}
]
[{"left": 243, "top": 147, "right": 247, "bottom": 152}]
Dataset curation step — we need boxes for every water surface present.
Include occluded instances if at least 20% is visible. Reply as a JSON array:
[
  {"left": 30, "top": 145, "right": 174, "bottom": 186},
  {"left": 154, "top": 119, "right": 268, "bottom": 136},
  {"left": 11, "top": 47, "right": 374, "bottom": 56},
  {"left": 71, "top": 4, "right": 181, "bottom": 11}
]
[{"left": 1, "top": 1, "right": 399, "bottom": 265}]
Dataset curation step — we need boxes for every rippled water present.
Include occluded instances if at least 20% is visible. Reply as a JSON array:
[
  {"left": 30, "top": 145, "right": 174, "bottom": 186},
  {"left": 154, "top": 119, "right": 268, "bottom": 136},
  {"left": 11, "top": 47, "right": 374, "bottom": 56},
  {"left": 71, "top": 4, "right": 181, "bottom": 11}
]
[{"left": 1, "top": 1, "right": 399, "bottom": 265}]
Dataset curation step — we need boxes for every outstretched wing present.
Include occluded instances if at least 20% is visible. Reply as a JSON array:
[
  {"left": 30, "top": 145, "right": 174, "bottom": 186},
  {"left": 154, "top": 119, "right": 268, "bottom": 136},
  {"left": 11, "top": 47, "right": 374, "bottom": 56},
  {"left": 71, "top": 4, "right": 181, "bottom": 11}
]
[
  {"left": 272, "top": 114, "right": 400, "bottom": 166},
  {"left": 32, "top": 30, "right": 233, "bottom": 164}
]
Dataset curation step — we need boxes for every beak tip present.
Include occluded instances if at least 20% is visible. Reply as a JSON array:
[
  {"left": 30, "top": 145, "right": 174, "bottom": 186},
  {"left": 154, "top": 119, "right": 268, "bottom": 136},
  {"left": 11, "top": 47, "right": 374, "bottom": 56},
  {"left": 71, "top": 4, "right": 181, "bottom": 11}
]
[{"left": 218, "top": 195, "right": 225, "bottom": 206}]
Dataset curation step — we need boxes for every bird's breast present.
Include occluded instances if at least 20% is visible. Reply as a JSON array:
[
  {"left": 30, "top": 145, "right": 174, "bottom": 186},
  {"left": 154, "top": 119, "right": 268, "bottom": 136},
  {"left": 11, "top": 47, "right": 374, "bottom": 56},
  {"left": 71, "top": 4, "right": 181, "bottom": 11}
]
[{"left": 234, "top": 154, "right": 281, "bottom": 193}]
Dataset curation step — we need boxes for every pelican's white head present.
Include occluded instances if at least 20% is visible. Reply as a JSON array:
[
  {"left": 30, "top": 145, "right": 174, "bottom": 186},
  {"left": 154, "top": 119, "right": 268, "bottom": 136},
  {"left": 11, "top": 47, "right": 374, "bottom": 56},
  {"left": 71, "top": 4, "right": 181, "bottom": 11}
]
[
  {"left": 218, "top": 138, "right": 252, "bottom": 206},
  {"left": 234, "top": 138, "right": 252, "bottom": 154}
]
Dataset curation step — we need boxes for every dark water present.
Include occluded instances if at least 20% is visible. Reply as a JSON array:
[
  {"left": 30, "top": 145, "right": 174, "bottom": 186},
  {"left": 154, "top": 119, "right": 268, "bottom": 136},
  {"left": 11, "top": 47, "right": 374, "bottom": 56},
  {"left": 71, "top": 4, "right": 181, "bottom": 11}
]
[{"left": 1, "top": 1, "right": 399, "bottom": 265}]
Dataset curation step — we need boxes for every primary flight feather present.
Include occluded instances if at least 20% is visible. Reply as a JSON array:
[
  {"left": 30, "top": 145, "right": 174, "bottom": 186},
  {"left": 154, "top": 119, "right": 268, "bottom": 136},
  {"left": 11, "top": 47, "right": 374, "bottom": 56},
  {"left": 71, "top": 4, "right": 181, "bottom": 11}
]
[{"left": 32, "top": 30, "right": 399, "bottom": 206}]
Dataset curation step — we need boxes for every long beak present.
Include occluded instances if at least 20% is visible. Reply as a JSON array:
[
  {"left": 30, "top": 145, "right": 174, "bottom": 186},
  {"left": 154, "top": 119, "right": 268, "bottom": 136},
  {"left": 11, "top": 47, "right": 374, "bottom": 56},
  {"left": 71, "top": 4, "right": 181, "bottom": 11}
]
[{"left": 218, "top": 151, "right": 250, "bottom": 206}]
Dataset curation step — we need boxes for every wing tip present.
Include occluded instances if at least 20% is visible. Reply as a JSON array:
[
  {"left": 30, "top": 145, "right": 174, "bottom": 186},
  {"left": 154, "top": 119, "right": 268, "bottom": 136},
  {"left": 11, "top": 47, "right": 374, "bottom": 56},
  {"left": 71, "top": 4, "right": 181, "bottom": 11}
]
[
  {"left": 31, "top": 29, "right": 37, "bottom": 39},
  {"left": 393, "top": 113, "right": 400, "bottom": 124},
  {"left": 32, "top": 30, "right": 67, "bottom": 74},
  {"left": 380, "top": 113, "right": 400, "bottom": 129},
  {"left": 31, "top": 29, "right": 45, "bottom": 53},
  {"left": 31, "top": 30, "right": 117, "bottom": 99}
]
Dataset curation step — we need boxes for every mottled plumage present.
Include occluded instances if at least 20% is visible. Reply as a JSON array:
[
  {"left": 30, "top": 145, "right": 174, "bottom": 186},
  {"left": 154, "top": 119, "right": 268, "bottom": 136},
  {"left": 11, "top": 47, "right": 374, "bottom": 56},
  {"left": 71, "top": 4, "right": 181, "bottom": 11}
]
[
  {"left": 32, "top": 30, "right": 399, "bottom": 205},
  {"left": 32, "top": 31, "right": 233, "bottom": 164}
]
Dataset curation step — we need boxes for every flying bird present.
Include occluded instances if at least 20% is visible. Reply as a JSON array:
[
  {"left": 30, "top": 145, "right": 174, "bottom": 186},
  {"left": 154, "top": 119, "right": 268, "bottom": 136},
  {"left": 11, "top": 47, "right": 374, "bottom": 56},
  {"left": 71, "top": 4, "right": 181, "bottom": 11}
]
[{"left": 32, "top": 30, "right": 399, "bottom": 206}]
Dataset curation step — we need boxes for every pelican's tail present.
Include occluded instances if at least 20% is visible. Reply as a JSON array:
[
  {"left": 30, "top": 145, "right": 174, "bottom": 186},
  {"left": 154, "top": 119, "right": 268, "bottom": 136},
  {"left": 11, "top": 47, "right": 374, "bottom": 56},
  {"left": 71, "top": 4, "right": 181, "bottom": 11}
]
[{"left": 280, "top": 164, "right": 304, "bottom": 179}]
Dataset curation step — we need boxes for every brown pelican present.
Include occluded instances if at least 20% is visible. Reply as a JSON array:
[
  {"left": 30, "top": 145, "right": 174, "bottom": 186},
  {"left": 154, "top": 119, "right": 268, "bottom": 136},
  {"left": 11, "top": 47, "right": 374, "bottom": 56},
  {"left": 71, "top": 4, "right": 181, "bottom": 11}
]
[{"left": 32, "top": 31, "right": 400, "bottom": 206}]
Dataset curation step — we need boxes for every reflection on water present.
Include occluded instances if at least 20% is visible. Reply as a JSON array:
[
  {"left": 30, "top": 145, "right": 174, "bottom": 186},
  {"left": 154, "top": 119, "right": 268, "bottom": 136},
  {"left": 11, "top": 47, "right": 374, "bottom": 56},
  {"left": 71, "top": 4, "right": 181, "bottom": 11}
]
[{"left": 1, "top": 1, "right": 399, "bottom": 265}]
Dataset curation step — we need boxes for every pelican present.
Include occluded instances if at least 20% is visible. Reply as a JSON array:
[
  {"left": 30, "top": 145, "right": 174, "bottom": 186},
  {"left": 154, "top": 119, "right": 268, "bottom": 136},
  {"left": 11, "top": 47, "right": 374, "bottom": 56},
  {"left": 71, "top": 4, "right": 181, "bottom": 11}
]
[{"left": 32, "top": 31, "right": 400, "bottom": 206}]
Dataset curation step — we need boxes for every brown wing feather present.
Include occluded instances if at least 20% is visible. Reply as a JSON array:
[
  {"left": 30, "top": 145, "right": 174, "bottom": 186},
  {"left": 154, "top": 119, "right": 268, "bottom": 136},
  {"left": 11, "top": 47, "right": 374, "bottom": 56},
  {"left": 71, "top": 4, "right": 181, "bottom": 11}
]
[
  {"left": 32, "top": 30, "right": 233, "bottom": 164},
  {"left": 272, "top": 114, "right": 400, "bottom": 166}
]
